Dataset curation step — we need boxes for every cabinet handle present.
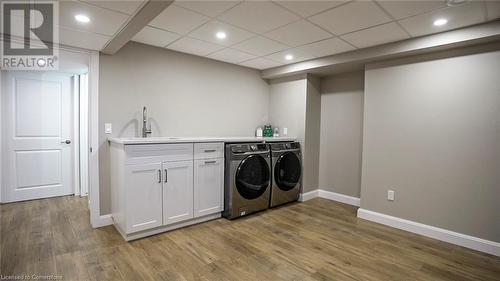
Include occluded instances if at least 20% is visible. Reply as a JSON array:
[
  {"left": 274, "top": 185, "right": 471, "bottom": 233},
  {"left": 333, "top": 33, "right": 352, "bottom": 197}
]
[
  {"left": 158, "top": 170, "right": 162, "bottom": 183},
  {"left": 204, "top": 149, "right": 216, "bottom": 153},
  {"left": 204, "top": 160, "right": 217, "bottom": 164},
  {"left": 164, "top": 169, "right": 168, "bottom": 183}
]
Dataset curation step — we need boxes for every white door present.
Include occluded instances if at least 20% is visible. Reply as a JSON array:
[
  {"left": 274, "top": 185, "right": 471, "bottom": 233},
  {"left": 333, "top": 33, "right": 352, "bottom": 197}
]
[
  {"left": 125, "top": 162, "right": 163, "bottom": 233},
  {"left": 194, "top": 158, "right": 224, "bottom": 217},
  {"left": 2, "top": 71, "right": 74, "bottom": 202},
  {"left": 163, "top": 160, "right": 194, "bottom": 225}
]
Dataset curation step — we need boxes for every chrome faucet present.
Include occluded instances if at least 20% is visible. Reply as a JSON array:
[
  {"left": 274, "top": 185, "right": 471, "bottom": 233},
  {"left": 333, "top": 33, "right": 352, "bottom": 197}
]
[{"left": 142, "top": 106, "right": 152, "bottom": 138}]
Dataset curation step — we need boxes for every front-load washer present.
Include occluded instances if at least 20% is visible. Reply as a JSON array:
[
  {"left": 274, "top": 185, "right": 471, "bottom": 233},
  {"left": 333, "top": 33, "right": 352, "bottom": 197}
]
[
  {"left": 223, "top": 143, "right": 271, "bottom": 219},
  {"left": 269, "top": 142, "right": 302, "bottom": 207}
]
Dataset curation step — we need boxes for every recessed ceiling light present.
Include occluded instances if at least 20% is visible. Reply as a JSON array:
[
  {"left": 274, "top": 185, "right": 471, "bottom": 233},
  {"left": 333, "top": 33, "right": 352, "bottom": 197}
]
[
  {"left": 75, "top": 14, "right": 90, "bottom": 23},
  {"left": 433, "top": 18, "right": 448, "bottom": 27},
  {"left": 285, "top": 54, "right": 293, "bottom": 60},
  {"left": 216, "top": 31, "right": 226, "bottom": 39}
]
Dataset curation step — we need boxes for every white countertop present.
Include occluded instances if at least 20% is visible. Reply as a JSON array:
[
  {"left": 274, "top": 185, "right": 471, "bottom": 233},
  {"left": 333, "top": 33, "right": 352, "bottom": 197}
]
[{"left": 108, "top": 136, "right": 296, "bottom": 145}]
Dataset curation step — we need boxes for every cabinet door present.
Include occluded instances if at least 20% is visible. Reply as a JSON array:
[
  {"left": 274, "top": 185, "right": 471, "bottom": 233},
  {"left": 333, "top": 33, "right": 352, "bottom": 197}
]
[
  {"left": 125, "top": 163, "right": 163, "bottom": 233},
  {"left": 163, "top": 160, "right": 194, "bottom": 225},
  {"left": 194, "top": 158, "right": 224, "bottom": 217}
]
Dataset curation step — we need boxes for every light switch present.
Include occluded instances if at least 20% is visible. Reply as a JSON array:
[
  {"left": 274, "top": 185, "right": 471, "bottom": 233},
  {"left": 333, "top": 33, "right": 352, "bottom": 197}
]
[
  {"left": 104, "top": 123, "right": 112, "bottom": 134},
  {"left": 283, "top": 127, "right": 288, "bottom": 136},
  {"left": 387, "top": 190, "right": 395, "bottom": 201}
]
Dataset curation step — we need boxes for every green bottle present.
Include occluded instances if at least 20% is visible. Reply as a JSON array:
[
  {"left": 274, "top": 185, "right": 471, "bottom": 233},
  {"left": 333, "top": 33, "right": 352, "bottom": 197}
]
[{"left": 263, "top": 125, "right": 273, "bottom": 137}]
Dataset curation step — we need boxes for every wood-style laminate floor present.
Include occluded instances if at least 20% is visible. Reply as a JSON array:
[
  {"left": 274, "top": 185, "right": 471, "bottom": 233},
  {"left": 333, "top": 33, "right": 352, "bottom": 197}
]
[{"left": 1, "top": 196, "right": 499, "bottom": 281}]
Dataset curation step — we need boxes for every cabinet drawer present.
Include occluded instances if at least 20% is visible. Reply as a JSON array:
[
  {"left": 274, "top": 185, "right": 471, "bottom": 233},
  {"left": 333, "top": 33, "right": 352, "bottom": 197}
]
[
  {"left": 194, "top": 142, "right": 224, "bottom": 159},
  {"left": 125, "top": 143, "right": 193, "bottom": 165}
]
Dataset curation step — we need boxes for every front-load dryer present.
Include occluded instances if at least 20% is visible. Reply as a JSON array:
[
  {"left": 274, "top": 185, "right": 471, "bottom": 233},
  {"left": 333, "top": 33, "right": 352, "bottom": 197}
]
[
  {"left": 269, "top": 142, "right": 302, "bottom": 207},
  {"left": 223, "top": 143, "right": 271, "bottom": 219}
]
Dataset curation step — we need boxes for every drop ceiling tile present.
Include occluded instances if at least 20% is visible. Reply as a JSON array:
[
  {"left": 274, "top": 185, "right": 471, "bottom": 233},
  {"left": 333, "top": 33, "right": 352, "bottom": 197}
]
[
  {"left": 341, "top": 22, "right": 409, "bottom": 48},
  {"left": 132, "top": 26, "right": 181, "bottom": 48},
  {"left": 264, "top": 20, "right": 332, "bottom": 47},
  {"left": 188, "top": 20, "right": 255, "bottom": 46},
  {"left": 309, "top": 1, "right": 392, "bottom": 35},
  {"left": 59, "top": 1, "right": 129, "bottom": 36},
  {"left": 398, "top": 1, "right": 486, "bottom": 37},
  {"left": 265, "top": 48, "right": 315, "bottom": 64},
  {"left": 232, "top": 36, "right": 289, "bottom": 56},
  {"left": 82, "top": 1, "right": 145, "bottom": 15},
  {"left": 296, "top": 37, "right": 355, "bottom": 57},
  {"left": 218, "top": 1, "right": 300, "bottom": 34},
  {"left": 240, "top": 57, "right": 283, "bottom": 70},
  {"left": 486, "top": 0, "right": 500, "bottom": 20},
  {"left": 167, "top": 37, "right": 224, "bottom": 56},
  {"left": 273, "top": 0, "right": 348, "bottom": 18},
  {"left": 59, "top": 26, "right": 111, "bottom": 50},
  {"left": 174, "top": 1, "right": 240, "bottom": 17},
  {"left": 207, "top": 48, "right": 256, "bottom": 64},
  {"left": 149, "top": 5, "right": 209, "bottom": 35},
  {"left": 376, "top": 0, "right": 446, "bottom": 19}
]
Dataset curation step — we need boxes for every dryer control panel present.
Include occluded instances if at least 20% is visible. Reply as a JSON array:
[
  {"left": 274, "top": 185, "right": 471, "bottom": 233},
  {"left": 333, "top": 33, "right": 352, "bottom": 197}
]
[{"left": 230, "top": 143, "right": 269, "bottom": 153}]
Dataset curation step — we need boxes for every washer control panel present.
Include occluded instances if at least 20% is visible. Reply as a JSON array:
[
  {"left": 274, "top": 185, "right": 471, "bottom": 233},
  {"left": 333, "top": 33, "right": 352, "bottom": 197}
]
[{"left": 270, "top": 142, "right": 300, "bottom": 151}]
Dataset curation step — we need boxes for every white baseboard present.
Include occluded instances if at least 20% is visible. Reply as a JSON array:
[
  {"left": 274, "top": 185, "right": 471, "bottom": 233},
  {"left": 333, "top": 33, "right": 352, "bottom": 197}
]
[
  {"left": 91, "top": 214, "right": 113, "bottom": 228},
  {"left": 299, "top": 190, "right": 319, "bottom": 202},
  {"left": 318, "top": 190, "right": 360, "bottom": 206},
  {"left": 299, "top": 189, "right": 360, "bottom": 207},
  {"left": 357, "top": 208, "right": 500, "bottom": 257}
]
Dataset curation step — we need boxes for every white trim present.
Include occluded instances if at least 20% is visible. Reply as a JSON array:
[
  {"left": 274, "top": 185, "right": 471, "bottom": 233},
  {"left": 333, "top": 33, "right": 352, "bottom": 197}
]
[
  {"left": 299, "top": 190, "right": 319, "bottom": 202},
  {"left": 0, "top": 72, "right": 2, "bottom": 203},
  {"left": 357, "top": 208, "right": 500, "bottom": 257},
  {"left": 113, "top": 213, "right": 221, "bottom": 241},
  {"left": 92, "top": 214, "right": 113, "bottom": 228},
  {"left": 79, "top": 74, "right": 89, "bottom": 196},
  {"left": 73, "top": 75, "right": 81, "bottom": 196},
  {"left": 299, "top": 189, "right": 360, "bottom": 207},
  {"left": 318, "top": 190, "right": 360, "bottom": 206},
  {"left": 88, "top": 51, "right": 101, "bottom": 228}
]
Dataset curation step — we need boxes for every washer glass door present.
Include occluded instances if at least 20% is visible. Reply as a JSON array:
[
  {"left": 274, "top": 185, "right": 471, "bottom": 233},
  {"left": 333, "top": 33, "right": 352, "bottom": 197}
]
[
  {"left": 274, "top": 152, "right": 301, "bottom": 191},
  {"left": 235, "top": 155, "right": 270, "bottom": 199}
]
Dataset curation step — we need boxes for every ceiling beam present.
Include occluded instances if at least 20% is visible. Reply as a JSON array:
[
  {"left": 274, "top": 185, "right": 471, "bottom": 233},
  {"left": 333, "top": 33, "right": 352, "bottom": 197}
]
[
  {"left": 261, "top": 20, "right": 500, "bottom": 80},
  {"left": 101, "top": 0, "right": 174, "bottom": 55}
]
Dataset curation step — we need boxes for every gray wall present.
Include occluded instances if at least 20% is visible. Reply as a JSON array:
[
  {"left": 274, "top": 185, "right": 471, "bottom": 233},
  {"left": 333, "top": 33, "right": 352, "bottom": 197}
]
[
  {"left": 319, "top": 71, "right": 364, "bottom": 197},
  {"left": 361, "top": 49, "right": 500, "bottom": 242},
  {"left": 99, "top": 42, "right": 269, "bottom": 214},
  {"left": 268, "top": 75, "right": 307, "bottom": 146},
  {"left": 303, "top": 75, "right": 321, "bottom": 192},
  {"left": 268, "top": 75, "right": 321, "bottom": 193}
]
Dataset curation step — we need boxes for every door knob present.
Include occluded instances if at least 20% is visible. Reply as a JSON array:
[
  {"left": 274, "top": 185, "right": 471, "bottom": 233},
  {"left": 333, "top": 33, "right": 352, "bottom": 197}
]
[{"left": 61, "top": 140, "right": 71, "bottom": 144}]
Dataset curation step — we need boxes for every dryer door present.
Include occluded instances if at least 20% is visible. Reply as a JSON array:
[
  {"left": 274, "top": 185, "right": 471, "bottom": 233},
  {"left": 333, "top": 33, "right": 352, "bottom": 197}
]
[
  {"left": 235, "top": 155, "right": 270, "bottom": 200},
  {"left": 274, "top": 152, "right": 301, "bottom": 191}
]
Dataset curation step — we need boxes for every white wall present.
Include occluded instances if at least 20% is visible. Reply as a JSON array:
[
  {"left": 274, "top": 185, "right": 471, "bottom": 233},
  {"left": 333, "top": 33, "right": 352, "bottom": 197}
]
[
  {"left": 319, "top": 71, "right": 364, "bottom": 197},
  {"left": 99, "top": 42, "right": 269, "bottom": 214},
  {"left": 362, "top": 49, "right": 500, "bottom": 242}
]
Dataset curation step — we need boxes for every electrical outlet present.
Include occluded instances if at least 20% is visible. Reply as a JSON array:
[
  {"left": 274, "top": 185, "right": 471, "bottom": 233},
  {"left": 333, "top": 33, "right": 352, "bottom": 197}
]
[
  {"left": 283, "top": 127, "right": 288, "bottom": 136},
  {"left": 104, "top": 123, "right": 112, "bottom": 134},
  {"left": 387, "top": 190, "right": 395, "bottom": 201}
]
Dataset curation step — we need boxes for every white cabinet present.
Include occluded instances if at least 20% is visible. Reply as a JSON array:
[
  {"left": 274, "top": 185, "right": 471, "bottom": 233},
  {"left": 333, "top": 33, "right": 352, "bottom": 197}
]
[
  {"left": 194, "top": 158, "right": 224, "bottom": 217},
  {"left": 163, "top": 160, "right": 194, "bottom": 225},
  {"left": 110, "top": 142, "right": 225, "bottom": 241},
  {"left": 125, "top": 163, "right": 163, "bottom": 233}
]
